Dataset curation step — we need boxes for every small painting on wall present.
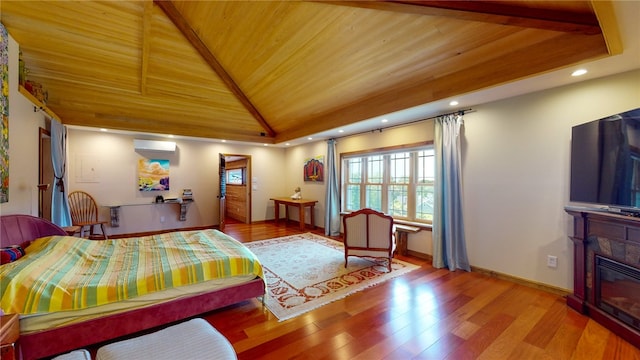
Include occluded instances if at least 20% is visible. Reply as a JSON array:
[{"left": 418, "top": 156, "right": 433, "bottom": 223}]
[
  {"left": 138, "top": 159, "right": 170, "bottom": 191},
  {"left": 1, "top": 24, "right": 9, "bottom": 203},
  {"left": 304, "top": 155, "right": 324, "bottom": 182}
]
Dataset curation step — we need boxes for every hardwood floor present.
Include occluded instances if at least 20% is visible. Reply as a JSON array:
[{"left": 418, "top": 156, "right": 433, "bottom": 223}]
[{"left": 205, "top": 221, "right": 640, "bottom": 360}]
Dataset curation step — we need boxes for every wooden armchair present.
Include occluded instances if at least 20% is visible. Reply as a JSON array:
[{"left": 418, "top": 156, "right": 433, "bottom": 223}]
[
  {"left": 68, "top": 190, "right": 108, "bottom": 239},
  {"left": 342, "top": 208, "right": 395, "bottom": 271}
]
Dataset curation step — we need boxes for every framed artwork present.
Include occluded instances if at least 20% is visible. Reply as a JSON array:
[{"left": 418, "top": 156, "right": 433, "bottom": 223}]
[
  {"left": 304, "top": 155, "right": 324, "bottom": 182},
  {"left": 1, "top": 23, "right": 9, "bottom": 203},
  {"left": 138, "top": 159, "right": 170, "bottom": 191}
]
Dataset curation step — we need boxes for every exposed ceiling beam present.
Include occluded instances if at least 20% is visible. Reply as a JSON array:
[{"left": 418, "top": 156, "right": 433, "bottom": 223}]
[
  {"left": 331, "top": 0, "right": 602, "bottom": 34},
  {"left": 153, "top": 0, "right": 276, "bottom": 138}
]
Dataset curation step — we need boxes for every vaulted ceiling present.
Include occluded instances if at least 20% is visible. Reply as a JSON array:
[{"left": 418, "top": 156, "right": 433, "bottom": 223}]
[{"left": 1, "top": 1, "right": 622, "bottom": 144}]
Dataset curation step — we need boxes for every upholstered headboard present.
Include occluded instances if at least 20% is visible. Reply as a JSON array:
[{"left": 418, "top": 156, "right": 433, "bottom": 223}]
[{"left": 0, "top": 214, "right": 67, "bottom": 248}]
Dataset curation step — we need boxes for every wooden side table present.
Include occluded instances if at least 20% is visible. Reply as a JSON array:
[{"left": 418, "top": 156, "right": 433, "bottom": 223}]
[
  {"left": 0, "top": 313, "right": 20, "bottom": 360},
  {"left": 394, "top": 224, "right": 420, "bottom": 256},
  {"left": 270, "top": 197, "right": 318, "bottom": 230}
]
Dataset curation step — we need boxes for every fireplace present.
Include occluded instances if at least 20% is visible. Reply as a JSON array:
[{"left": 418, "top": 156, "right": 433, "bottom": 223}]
[
  {"left": 595, "top": 255, "right": 640, "bottom": 332},
  {"left": 565, "top": 208, "right": 640, "bottom": 347}
]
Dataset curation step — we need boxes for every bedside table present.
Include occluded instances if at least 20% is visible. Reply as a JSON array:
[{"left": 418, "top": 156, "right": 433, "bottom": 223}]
[{"left": 0, "top": 313, "right": 20, "bottom": 360}]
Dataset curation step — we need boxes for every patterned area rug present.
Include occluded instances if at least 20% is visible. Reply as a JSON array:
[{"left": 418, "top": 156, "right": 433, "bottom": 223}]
[{"left": 245, "top": 233, "right": 420, "bottom": 321}]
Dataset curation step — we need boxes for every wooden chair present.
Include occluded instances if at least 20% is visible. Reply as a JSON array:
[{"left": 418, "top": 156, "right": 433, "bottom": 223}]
[
  {"left": 68, "top": 190, "right": 108, "bottom": 240},
  {"left": 342, "top": 208, "right": 395, "bottom": 271}
]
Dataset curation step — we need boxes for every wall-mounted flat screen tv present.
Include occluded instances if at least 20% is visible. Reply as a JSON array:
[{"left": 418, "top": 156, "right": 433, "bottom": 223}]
[{"left": 570, "top": 107, "right": 640, "bottom": 213}]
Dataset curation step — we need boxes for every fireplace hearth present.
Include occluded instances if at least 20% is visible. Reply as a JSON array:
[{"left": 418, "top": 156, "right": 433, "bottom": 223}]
[{"left": 565, "top": 208, "right": 640, "bottom": 347}]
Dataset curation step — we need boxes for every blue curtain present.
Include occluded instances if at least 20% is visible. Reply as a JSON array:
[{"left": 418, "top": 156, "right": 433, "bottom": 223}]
[
  {"left": 324, "top": 139, "right": 341, "bottom": 236},
  {"left": 50, "top": 118, "right": 72, "bottom": 227},
  {"left": 433, "top": 114, "right": 470, "bottom": 271}
]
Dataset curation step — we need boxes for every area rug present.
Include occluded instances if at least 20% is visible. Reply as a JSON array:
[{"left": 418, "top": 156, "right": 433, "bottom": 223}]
[{"left": 244, "top": 233, "right": 420, "bottom": 321}]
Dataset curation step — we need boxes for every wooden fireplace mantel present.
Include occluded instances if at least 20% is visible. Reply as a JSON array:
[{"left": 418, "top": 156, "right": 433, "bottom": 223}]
[{"left": 565, "top": 207, "right": 640, "bottom": 347}]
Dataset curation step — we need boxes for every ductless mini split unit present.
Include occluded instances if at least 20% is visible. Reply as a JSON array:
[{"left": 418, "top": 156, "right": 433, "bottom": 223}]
[{"left": 133, "top": 139, "right": 176, "bottom": 153}]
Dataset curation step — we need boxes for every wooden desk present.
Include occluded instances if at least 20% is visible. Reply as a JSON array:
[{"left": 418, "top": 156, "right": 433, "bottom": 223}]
[
  {"left": 271, "top": 197, "right": 318, "bottom": 230},
  {"left": 394, "top": 224, "right": 420, "bottom": 256},
  {"left": 0, "top": 313, "right": 20, "bottom": 360}
]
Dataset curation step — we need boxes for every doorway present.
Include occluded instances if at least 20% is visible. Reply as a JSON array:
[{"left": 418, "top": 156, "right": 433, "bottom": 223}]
[
  {"left": 220, "top": 154, "right": 251, "bottom": 226},
  {"left": 38, "top": 127, "right": 53, "bottom": 220}
]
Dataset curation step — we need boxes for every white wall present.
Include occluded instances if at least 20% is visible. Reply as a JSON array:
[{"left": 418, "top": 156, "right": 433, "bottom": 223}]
[
  {"left": 462, "top": 69, "right": 640, "bottom": 290},
  {"left": 0, "top": 33, "right": 48, "bottom": 217},
  {"left": 281, "top": 141, "right": 328, "bottom": 228},
  {"left": 67, "top": 130, "right": 287, "bottom": 235}
]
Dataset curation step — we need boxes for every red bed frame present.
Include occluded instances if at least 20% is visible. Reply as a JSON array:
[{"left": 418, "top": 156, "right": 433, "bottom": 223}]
[{"left": 0, "top": 214, "right": 265, "bottom": 360}]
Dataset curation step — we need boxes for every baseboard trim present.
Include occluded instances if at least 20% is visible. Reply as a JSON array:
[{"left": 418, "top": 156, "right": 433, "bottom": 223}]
[
  {"left": 405, "top": 250, "right": 569, "bottom": 297},
  {"left": 470, "top": 265, "right": 571, "bottom": 297}
]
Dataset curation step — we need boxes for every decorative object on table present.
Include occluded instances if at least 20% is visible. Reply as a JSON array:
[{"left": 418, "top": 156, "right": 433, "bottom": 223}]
[
  {"left": 182, "top": 188, "right": 193, "bottom": 201},
  {"left": 290, "top": 187, "right": 301, "bottom": 200},
  {"left": 0, "top": 24, "right": 8, "bottom": 204},
  {"left": 245, "top": 233, "right": 419, "bottom": 321},
  {"left": 138, "top": 159, "right": 169, "bottom": 191},
  {"left": 155, "top": 195, "right": 164, "bottom": 203},
  {"left": 303, "top": 155, "right": 324, "bottom": 182}
]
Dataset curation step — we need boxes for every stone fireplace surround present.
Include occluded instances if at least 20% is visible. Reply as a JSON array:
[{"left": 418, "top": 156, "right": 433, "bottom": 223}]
[{"left": 566, "top": 207, "right": 640, "bottom": 347}]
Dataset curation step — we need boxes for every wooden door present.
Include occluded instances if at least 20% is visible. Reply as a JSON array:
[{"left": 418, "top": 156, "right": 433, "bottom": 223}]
[
  {"left": 218, "top": 153, "right": 226, "bottom": 231},
  {"left": 38, "top": 128, "right": 53, "bottom": 220}
]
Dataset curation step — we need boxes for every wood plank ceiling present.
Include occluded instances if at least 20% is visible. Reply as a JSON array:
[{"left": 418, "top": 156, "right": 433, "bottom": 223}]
[{"left": 1, "top": 1, "right": 619, "bottom": 144}]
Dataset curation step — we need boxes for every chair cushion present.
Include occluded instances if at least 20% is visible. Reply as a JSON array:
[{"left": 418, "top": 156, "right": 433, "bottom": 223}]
[{"left": 96, "top": 318, "right": 237, "bottom": 360}]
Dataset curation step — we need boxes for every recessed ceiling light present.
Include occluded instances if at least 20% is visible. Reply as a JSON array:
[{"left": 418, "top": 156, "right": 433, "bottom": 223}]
[
  {"left": 572, "top": 69, "right": 587, "bottom": 77},
  {"left": 338, "top": 129, "right": 344, "bottom": 133},
  {"left": 285, "top": 143, "right": 290, "bottom": 146},
  {"left": 381, "top": 119, "right": 388, "bottom": 123},
  {"left": 449, "top": 100, "right": 459, "bottom": 106},
  {"left": 263, "top": 143, "right": 268, "bottom": 146},
  {"left": 221, "top": 139, "right": 226, "bottom": 143},
  {"left": 167, "top": 134, "right": 174, "bottom": 138},
  {"left": 307, "top": 137, "right": 313, "bottom": 140},
  {"left": 100, "top": 128, "right": 108, "bottom": 132}
]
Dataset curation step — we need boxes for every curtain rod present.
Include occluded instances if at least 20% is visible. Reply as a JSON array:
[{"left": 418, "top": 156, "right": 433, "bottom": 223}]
[{"left": 329, "top": 108, "right": 474, "bottom": 141}]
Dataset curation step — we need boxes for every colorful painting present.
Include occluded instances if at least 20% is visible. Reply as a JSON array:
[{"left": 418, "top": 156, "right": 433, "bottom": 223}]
[
  {"left": 303, "top": 155, "right": 324, "bottom": 182},
  {"left": 1, "top": 23, "right": 9, "bottom": 203},
  {"left": 138, "top": 159, "right": 170, "bottom": 191}
]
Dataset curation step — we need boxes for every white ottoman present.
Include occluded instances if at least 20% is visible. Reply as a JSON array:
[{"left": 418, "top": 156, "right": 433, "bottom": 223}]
[
  {"left": 96, "top": 318, "right": 237, "bottom": 360},
  {"left": 52, "top": 349, "right": 92, "bottom": 360}
]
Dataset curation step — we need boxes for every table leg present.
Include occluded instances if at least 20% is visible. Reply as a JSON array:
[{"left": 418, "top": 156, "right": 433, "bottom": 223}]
[
  {"left": 396, "top": 231, "right": 408, "bottom": 256},
  {"left": 299, "top": 205, "right": 305, "bottom": 230},
  {"left": 310, "top": 205, "right": 315, "bottom": 229},
  {"left": 274, "top": 202, "right": 280, "bottom": 225},
  {"left": 285, "top": 205, "right": 290, "bottom": 225}
]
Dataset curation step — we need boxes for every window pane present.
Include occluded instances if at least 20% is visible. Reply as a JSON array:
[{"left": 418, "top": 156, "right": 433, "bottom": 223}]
[
  {"left": 346, "top": 184, "right": 361, "bottom": 210},
  {"left": 367, "top": 155, "right": 384, "bottom": 183},
  {"left": 416, "top": 184, "right": 434, "bottom": 221},
  {"left": 417, "top": 150, "right": 434, "bottom": 183},
  {"left": 390, "top": 152, "right": 410, "bottom": 184},
  {"left": 366, "top": 185, "right": 382, "bottom": 211},
  {"left": 388, "top": 184, "right": 408, "bottom": 217},
  {"left": 348, "top": 158, "right": 362, "bottom": 183}
]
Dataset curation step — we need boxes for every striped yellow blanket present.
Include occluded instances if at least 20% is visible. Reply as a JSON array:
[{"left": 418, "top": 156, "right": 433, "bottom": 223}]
[{"left": 0, "top": 230, "right": 263, "bottom": 315}]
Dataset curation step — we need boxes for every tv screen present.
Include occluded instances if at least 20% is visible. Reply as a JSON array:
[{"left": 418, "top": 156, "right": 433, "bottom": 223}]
[{"left": 570, "top": 107, "right": 640, "bottom": 211}]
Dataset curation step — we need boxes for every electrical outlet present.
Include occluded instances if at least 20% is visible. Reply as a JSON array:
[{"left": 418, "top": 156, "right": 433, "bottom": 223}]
[
  {"left": 160, "top": 216, "right": 165, "bottom": 223},
  {"left": 547, "top": 255, "right": 558, "bottom": 268}
]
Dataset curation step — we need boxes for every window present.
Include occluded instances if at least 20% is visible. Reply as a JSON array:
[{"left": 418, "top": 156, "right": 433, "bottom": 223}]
[
  {"left": 226, "top": 168, "right": 244, "bottom": 185},
  {"left": 342, "top": 146, "right": 434, "bottom": 223}
]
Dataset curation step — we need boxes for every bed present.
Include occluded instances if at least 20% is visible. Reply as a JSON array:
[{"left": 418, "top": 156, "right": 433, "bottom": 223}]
[{"left": 0, "top": 214, "right": 265, "bottom": 360}]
